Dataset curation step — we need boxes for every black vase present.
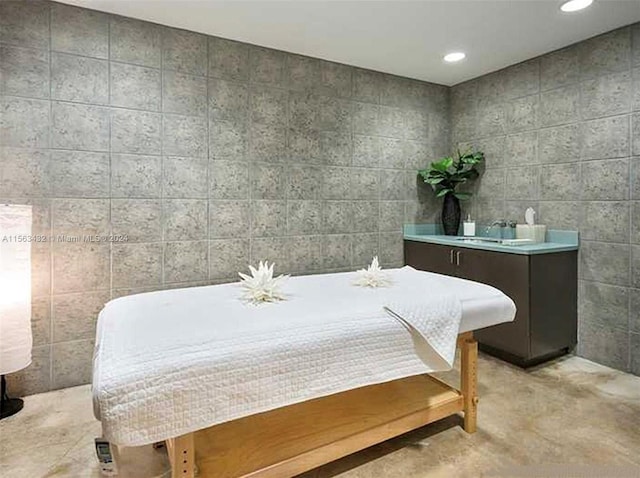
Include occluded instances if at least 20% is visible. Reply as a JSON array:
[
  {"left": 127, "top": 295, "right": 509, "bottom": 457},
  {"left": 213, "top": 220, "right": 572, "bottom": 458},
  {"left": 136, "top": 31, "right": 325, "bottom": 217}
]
[{"left": 442, "top": 193, "right": 461, "bottom": 236}]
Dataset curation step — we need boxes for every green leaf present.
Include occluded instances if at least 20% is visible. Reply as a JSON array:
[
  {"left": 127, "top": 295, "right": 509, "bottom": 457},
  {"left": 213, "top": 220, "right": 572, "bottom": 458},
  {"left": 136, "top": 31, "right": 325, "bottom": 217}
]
[
  {"left": 436, "top": 188, "right": 452, "bottom": 198},
  {"left": 454, "top": 192, "right": 472, "bottom": 200}
]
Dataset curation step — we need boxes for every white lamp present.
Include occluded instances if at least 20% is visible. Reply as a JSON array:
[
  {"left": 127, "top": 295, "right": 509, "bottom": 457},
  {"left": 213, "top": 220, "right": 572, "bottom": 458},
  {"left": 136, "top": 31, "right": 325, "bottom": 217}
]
[{"left": 0, "top": 204, "right": 32, "bottom": 419}]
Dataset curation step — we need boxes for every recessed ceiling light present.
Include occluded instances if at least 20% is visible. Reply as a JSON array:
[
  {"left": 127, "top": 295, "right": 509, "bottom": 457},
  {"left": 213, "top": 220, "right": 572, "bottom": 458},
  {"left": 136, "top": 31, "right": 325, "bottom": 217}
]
[
  {"left": 560, "top": 0, "right": 593, "bottom": 12},
  {"left": 444, "top": 52, "right": 466, "bottom": 63}
]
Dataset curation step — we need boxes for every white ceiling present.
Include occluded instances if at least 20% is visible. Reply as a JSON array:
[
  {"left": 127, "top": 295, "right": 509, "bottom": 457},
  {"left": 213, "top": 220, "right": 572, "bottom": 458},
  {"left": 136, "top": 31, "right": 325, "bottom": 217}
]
[{"left": 58, "top": 0, "right": 640, "bottom": 86}]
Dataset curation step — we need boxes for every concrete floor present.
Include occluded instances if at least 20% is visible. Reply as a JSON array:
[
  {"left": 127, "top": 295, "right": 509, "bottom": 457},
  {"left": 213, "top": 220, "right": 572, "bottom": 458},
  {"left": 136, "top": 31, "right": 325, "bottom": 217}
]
[{"left": 1, "top": 354, "right": 640, "bottom": 478}]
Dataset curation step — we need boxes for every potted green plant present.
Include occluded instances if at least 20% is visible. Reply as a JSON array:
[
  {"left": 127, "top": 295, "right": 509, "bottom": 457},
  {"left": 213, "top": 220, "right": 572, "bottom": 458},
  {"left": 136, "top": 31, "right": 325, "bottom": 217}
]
[{"left": 418, "top": 150, "right": 484, "bottom": 235}]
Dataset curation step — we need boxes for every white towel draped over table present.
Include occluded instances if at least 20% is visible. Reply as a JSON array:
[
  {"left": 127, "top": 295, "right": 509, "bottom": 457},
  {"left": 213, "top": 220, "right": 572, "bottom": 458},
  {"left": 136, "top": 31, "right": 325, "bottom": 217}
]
[{"left": 93, "top": 266, "right": 515, "bottom": 447}]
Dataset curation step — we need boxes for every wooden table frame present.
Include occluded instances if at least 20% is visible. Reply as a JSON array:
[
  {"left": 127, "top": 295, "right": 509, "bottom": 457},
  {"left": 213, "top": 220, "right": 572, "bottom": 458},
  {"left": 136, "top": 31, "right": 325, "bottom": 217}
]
[{"left": 165, "top": 332, "right": 478, "bottom": 478}]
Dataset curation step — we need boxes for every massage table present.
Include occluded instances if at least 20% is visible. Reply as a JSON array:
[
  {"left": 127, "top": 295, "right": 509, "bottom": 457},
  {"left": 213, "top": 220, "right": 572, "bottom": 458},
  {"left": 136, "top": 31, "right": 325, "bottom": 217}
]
[{"left": 93, "top": 266, "right": 515, "bottom": 478}]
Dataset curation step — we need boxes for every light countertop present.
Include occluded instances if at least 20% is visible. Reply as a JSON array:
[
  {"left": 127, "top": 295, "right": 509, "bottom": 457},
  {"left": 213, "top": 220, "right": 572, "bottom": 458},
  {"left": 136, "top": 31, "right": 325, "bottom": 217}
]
[{"left": 403, "top": 224, "right": 579, "bottom": 256}]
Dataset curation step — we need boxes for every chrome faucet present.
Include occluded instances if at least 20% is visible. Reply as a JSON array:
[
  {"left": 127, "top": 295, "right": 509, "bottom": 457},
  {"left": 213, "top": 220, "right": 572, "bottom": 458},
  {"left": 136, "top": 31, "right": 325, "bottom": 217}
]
[{"left": 485, "top": 219, "right": 507, "bottom": 237}]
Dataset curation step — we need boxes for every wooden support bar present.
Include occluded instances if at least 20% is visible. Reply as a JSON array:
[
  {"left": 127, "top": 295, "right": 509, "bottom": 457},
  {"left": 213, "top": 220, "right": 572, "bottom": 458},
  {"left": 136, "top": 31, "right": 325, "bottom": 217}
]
[
  {"left": 167, "top": 433, "right": 195, "bottom": 478},
  {"left": 460, "top": 332, "right": 478, "bottom": 433}
]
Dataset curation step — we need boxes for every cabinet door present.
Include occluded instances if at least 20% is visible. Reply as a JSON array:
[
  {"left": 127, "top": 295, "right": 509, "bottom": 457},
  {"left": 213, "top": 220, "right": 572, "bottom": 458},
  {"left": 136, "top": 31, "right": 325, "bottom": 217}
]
[
  {"left": 454, "top": 247, "right": 531, "bottom": 359},
  {"left": 404, "top": 241, "right": 455, "bottom": 276}
]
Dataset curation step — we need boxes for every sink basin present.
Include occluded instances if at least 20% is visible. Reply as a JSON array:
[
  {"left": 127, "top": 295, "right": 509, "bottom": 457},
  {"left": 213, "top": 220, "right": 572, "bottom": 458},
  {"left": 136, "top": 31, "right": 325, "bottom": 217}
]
[
  {"left": 455, "top": 237, "right": 502, "bottom": 244},
  {"left": 455, "top": 237, "right": 535, "bottom": 246}
]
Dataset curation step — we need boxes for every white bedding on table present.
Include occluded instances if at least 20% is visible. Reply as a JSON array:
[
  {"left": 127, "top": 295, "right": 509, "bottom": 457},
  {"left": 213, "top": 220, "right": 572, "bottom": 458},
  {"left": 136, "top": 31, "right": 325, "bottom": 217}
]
[{"left": 93, "top": 267, "right": 515, "bottom": 447}]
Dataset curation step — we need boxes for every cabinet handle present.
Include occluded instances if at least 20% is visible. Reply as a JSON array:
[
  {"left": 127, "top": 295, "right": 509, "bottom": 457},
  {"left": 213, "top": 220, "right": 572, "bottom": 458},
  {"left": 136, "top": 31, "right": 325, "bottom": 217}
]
[
  {"left": 450, "top": 249, "right": 454, "bottom": 264},
  {"left": 456, "top": 250, "right": 461, "bottom": 266}
]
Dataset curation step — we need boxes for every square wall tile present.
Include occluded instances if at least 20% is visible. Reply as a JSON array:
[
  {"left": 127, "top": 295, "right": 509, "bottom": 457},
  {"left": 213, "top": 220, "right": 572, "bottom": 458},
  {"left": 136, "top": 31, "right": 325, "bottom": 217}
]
[
  {"left": 112, "top": 242, "right": 163, "bottom": 288},
  {"left": 208, "top": 78, "right": 249, "bottom": 122},
  {"left": 31, "top": 297, "right": 51, "bottom": 346},
  {"left": 322, "top": 234, "right": 352, "bottom": 270},
  {"left": 351, "top": 168, "right": 380, "bottom": 200},
  {"left": 208, "top": 37, "right": 249, "bottom": 81},
  {"left": 580, "top": 201, "right": 629, "bottom": 243},
  {"left": 539, "top": 162, "right": 580, "bottom": 201},
  {"left": 51, "top": 53, "right": 109, "bottom": 104},
  {"left": 318, "top": 60, "right": 352, "bottom": 98},
  {"left": 578, "top": 27, "right": 631, "bottom": 80},
  {"left": 111, "top": 199, "right": 162, "bottom": 243},
  {"left": 539, "top": 124, "right": 580, "bottom": 164},
  {"left": 379, "top": 231, "right": 403, "bottom": 266},
  {"left": 0, "top": 97, "right": 49, "bottom": 148},
  {"left": 52, "top": 339, "right": 95, "bottom": 389},
  {"left": 111, "top": 109, "right": 162, "bottom": 155},
  {"left": 51, "top": 3, "right": 108, "bottom": 59},
  {"left": 0, "top": 44, "right": 49, "bottom": 98},
  {"left": 352, "top": 233, "right": 379, "bottom": 268},
  {"left": 285, "top": 54, "right": 319, "bottom": 92},
  {"left": 51, "top": 102, "right": 109, "bottom": 152},
  {"left": 209, "top": 160, "right": 249, "bottom": 199},
  {"left": 322, "top": 131, "right": 352, "bottom": 166},
  {"left": 251, "top": 200, "right": 287, "bottom": 237},
  {"left": 163, "top": 156, "right": 208, "bottom": 198},
  {"left": 322, "top": 201, "right": 353, "bottom": 234},
  {"left": 52, "top": 198, "right": 109, "bottom": 236},
  {"left": 288, "top": 165, "right": 322, "bottom": 200},
  {"left": 163, "top": 71, "right": 207, "bottom": 117},
  {"left": 579, "top": 281, "right": 629, "bottom": 330},
  {"left": 52, "top": 242, "right": 110, "bottom": 293},
  {"left": 209, "top": 119, "right": 248, "bottom": 161},
  {"left": 322, "top": 167, "right": 351, "bottom": 200},
  {"left": 50, "top": 150, "right": 109, "bottom": 198},
  {"left": 505, "top": 131, "right": 538, "bottom": 166},
  {"left": 504, "top": 59, "right": 540, "bottom": 99},
  {"left": 539, "top": 85, "right": 579, "bottom": 127},
  {"left": 163, "top": 114, "right": 207, "bottom": 157},
  {"left": 540, "top": 46, "right": 579, "bottom": 91},
  {"left": 5, "top": 345, "right": 51, "bottom": 396},
  {"left": 209, "top": 200, "right": 250, "bottom": 239},
  {"left": 352, "top": 68, "right": 381, "bottom": 104},
  {"left": 580, "top": 71, "right": 631, "bottom": 120},
  {"left": 163, "top": 27, "right": 207, "bottom": 76},
  {"left": 505, "top": 166, "right": 539, "bottom": 200},
  {"left": 579, "top": 241, "right": 630, "bottom": 287},
  {"left": 288, "top": 129, "right": 321, "bottom": 164},
  {"left": 249, "top": 124, "right": 287, "bottom": 162},
  {"left": 110, "top": 62, "right": 161, "bottom": 111},
  {"left": 251, "top": 163, "right": 287, "bottom": 199},
  {"left": 111, "top": 153, "right": 162, "bottom": 198},
  {"left": 287, "top": 201, "right": 323, "bottom": 236},
  {"left": 52, "top": 290, "right": 110, "bottom": 343},
  {"left": 0, "top": 148, "right": 50, "bottom": 198},
  {"left": 352, "top": 201, "right": 379, "bottom": 233},
  {"left": 251, "top": 237, "right": 290, "bottom": 271},
  {"left": 163, "top": 199, "right": 208, "bottom": 241},
  {"left": 538, "top": 201, "right": 580, "bottom": 231},
  {"left": 110, "top": 16, "right": 162, "bottom": 68},
  {"left": 578, "top": 320, "right": 629, "bottom": 371},
  {"left": 250, "top": 85, "right": 288, "bottom": 127},
  {"left": 210, "top": 238, "right": 249, "bottom": 280},
  {"left": 289, "top": 236, "right": 323, "bottom": 273},
  {"left": 581, "top": 158, "right": 629, "bottom": 201},
  {"left": 581, "top": 115, "right": 630, "bottom": 160},
  {"left": 0, "top": 0, "right": 50, "bottom": 49},
  {"left": 164, "top": 241, "right": 208, "bottom": 283},
  {"left": 249, "top": 46, "right": 286, "bottom": 87},
  {"left": 505, "top": 94, "right": 539, "bottom": 133}
]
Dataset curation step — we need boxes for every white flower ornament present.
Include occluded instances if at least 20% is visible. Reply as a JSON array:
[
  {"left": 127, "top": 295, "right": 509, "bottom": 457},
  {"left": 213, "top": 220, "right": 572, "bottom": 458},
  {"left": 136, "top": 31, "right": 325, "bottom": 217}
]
[
  {"left": 239, "top": 261, "right": 289, "bottom": 304},
  {"left": 353, "top": 256, "right": 392, "bottom": 288}
]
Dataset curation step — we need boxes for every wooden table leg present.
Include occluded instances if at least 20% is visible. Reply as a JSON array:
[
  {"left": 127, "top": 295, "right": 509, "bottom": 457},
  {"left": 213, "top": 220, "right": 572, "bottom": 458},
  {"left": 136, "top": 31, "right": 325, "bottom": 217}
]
[
  {"left": 460, "top": 333, "right": 478, "bottom": 433},
  {"left": 167, "top": 433, "right": 195, "bottom": 478}
]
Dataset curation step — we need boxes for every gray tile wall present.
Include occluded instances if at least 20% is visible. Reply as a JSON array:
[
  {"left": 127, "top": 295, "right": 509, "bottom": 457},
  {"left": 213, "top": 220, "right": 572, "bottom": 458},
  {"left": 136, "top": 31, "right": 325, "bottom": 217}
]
[
  {"left": 452, "top": 24, "right": 640, "bottom": 375},
  {"left": 0, "top": 1, "right": 449, "bottom": 394}
]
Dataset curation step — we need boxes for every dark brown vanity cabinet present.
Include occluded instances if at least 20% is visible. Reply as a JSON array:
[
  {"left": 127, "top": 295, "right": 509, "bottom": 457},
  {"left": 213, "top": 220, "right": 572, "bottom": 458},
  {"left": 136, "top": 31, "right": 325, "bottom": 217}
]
[{"left": 404, "top": 240, "right": 577, "bottom": 367}]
